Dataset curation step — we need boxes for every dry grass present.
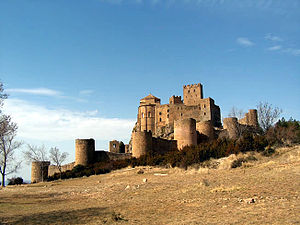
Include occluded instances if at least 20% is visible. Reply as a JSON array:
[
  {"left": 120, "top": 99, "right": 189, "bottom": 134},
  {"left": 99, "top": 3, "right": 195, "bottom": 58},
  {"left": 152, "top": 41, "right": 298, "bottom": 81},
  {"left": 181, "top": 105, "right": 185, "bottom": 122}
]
[{"left": 1, "top": 145, "right": 300, "bottom": 225}]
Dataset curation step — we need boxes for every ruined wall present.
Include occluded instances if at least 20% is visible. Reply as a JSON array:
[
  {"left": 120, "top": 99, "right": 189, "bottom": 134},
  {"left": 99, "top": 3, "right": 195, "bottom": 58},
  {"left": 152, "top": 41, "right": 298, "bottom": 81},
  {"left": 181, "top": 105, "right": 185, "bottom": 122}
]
[
  {"left": 239, "top": 109, "right": 259, "bottom": 127},
  {"left": 132, "top": 131, "right": 153, "bottom": 158},
  {"left": 31, "top": 161, "right": 50, "bottom": 183},
  {"left": 48, "top": 162, "right": 75, "bottom": 177},
  {"left": 152, "top": 137, "right": 177, "bottom": 155},
  {"left": 223, "top": 117, "right": 239, "bottom": 139},
  {"left": 109, "top": 140, "right": 120, "bottom": 153},
  {"left": 196, "top": 120, "right": 215, "bottom": 140},
  {"left": 174, "top": 118, "right": 197, "bottom": 150},
  {"left": 94, "top": 151, "right": 132, "bottom": 162},
  {"left": 183, "top": 83, "right": 203, "bottom": 106},
  {"left": 75, "top": 138, "right": 95, "bottom": 166}
]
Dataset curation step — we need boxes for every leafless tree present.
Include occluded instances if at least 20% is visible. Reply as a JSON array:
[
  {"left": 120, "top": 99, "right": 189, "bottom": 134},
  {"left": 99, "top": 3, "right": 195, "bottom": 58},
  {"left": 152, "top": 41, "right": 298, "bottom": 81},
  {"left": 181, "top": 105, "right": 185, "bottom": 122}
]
[
  {"left": 257, "top": 101, "right": 282, "bottom": 133},
  {"left": 0, "top": 115, "right": 22, "bottom": 186},
  {"left": 0, "top": 83, "right": 22, "bottom": 187},
  {"left": 228, "top": 106, "right": 247, "bottom": 138},
  {"left": 23, "top": 144, "right": 49, "bottom": 182},
  {"left": 49, "top": 147, "right": 68, "bottom": 179},
  {"left": 228, "top": 106, "right": 245, "bottom": 119}
]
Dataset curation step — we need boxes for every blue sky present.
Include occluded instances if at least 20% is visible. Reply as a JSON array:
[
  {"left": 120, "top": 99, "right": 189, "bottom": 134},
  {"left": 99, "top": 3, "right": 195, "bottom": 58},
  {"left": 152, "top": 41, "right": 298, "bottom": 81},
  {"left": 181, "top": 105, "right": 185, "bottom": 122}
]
[{"left": 1, "top": 0, "right": 299, "bottom": 180}]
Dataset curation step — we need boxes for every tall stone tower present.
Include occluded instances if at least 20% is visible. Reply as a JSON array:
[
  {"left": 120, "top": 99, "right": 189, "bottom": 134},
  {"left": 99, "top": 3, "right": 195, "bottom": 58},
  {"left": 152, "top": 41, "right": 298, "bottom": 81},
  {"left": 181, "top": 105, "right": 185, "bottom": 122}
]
[
  {"left": 137, "top": 94, "right": 161, "bottom": 133},
  {"left": 183, "top": 83, "right": 203, "bottom": 106}
]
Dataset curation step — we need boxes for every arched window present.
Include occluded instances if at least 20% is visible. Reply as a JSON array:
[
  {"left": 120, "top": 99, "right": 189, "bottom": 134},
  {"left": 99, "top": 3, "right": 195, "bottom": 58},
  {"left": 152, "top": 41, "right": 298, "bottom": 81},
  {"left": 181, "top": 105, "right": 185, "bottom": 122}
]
[
  {"left": 159, "top": 118, "right": 162, "bottom": 122},
  {"left": 142, "top": 113, "right": 144, "bottom": 118},
  {"left": 148, "top": 112, "right": 151, "bottom": 117}
]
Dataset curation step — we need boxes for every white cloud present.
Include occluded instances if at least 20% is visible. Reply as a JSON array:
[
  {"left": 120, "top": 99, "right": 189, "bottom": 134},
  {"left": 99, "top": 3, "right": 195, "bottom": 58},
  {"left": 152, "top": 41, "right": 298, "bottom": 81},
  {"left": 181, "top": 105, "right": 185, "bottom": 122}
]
[
  {"left": 2, "top": 99, "right": 135, "bottom": 142},
  {"left": 236, "top": 37, "right": 255, "bottom": 47},
  {"left": 79, "top": 90, "right": 94, "bottom": 96},
  {"left": 6, "top": 88, "right": 62, "bottom": 97},
  {"left": 265, "top": 33, "right": 283, "bottom": 42},
  {"left": 267, "top": 45, "right": 282, "bottom": 51},
  {"left": 283, "top": 48, "right": 300, "bottom": 56}
]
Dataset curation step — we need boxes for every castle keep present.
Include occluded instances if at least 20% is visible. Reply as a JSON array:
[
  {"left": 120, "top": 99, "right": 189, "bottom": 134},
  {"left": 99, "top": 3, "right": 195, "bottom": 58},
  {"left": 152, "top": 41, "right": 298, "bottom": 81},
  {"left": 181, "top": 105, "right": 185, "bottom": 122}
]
[
  {"left": 137, "top": 83, "right": 221, "bottom": 136},
  {"left": 31, "top": 83, "right": 259, "bottom": 183}
]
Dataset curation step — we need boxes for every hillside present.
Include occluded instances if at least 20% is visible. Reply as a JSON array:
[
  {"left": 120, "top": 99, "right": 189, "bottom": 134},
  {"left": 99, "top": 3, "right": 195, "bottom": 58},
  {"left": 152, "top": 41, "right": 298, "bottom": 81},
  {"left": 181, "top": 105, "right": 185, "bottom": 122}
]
[{"left": 1, "top": 145, "right": 299, "bottom": 225}]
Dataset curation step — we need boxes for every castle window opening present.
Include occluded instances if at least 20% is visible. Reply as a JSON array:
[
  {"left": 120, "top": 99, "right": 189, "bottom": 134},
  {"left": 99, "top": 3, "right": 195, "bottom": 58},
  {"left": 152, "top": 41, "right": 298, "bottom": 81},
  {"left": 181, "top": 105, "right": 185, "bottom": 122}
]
[
  {"left": 188, "top": 90, "right": 190, "bottom": 93},
  {"left": 167, "top": 114, "right": 169, "bottom": 118},
  {"left": 181, "top": 113, "right": 183, "bottom": 116},
  {"left": 194, "top": 89, "right": 195, "bottom": 92},
  {"left": 204, "top": 112, "right": 206, "bottom": 115},
  {"left": 159, "top": 112, "right": 162, "bottom": 115},
  {"left": 113, "top": 144, "right": 116, "bottom": 148},
  {"left": 148, "top": 112, "right": 151, "bottom": 117},
  {"left": 159, "top": 118, "right": 162, "bottom": 122},
  {"left": 142, "top": 113, "right": 144, "bottom": 118},
  {"left": 167, "top": 109, "right": 169, "bottom": 112}
]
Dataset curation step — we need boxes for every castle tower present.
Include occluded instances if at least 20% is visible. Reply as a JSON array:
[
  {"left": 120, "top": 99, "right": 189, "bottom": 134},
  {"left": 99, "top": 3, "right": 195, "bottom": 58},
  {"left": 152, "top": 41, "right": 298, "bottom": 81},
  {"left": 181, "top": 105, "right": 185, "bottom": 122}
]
[
  {"left": 196, "top": 120, "right": 215, "bottom": 140},
  {"left": 183, "top": 83, "right": 203, "bottom": 106},
  {"left": 223, "top": 117, "right": 239, "bottom": 139},
  {"left": 174, "top": 118, "right": 197, "bottom": 150},
  {"left": 31, "top": 161, "right": 50, "bottom": 183},
  {"left": 132, "top": 131, "right": 153, "bottom": 158},
  {"left": 247, "top": 109, "right": 259, "bottom": 127},
  {"left": 75, "top": 138, "right": 95, "bottom": 166},
  {"left": 138, "top": 94, "right": 160, "bottom": 133}
]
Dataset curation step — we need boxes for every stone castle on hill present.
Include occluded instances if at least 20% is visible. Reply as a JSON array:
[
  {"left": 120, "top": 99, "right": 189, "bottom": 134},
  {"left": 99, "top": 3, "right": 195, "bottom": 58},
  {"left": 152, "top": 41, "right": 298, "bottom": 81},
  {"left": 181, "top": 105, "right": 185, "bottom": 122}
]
[{"left": 31, "top": 83, "right": 259, "bottom": 183}]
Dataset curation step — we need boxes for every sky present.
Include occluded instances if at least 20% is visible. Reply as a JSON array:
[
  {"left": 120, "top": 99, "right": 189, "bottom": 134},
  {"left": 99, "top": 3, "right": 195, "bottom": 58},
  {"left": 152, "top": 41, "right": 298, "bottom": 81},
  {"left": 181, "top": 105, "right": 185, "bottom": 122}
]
[{"left": 0, "top": 0, "right": 299, "bottom": 181}]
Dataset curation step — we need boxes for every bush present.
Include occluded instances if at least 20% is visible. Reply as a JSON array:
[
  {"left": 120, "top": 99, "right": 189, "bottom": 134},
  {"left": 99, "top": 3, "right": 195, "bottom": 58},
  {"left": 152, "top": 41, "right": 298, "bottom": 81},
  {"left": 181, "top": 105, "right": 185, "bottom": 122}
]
[
  {"left": 262, "top": 146, "right": 275, "bottom": 157},
  {"left": 8, "top": 177, "right": 23, "bottom": 185},
  {"left": 231, "top": 158, "right": 247, "bottom": 168}
]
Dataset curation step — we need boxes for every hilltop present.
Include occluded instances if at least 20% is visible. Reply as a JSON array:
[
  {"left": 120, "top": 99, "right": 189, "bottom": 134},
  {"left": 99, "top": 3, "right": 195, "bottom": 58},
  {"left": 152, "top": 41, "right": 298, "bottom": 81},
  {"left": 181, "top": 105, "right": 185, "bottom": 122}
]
[{"left": 1, "top": 145, "right": 299, "bottom": 225}]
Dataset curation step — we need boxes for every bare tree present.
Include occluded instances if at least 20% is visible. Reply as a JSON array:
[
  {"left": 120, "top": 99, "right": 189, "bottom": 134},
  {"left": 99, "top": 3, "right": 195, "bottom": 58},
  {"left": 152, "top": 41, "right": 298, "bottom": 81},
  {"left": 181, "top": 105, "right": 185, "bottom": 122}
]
[
  {"left": 228, "top": 106, "right": 245, "bottom": 119},
  {"left": 0, "top": 83, "right": 22, "bottom": 187},
  {"left": 0, "top": 115, "right": 22, "bottom": 186},
  {"left": 49, "top": 147, "right": 68, "bottom": 179},
  {"left": 228, "top": 106, "right": 247, "bottom": 138},
  {"left": 257, "top": 101, "right": 282, "bottom": 133},
  {"left": 23, "top": 144, "right": 49, "bottom": 182}
]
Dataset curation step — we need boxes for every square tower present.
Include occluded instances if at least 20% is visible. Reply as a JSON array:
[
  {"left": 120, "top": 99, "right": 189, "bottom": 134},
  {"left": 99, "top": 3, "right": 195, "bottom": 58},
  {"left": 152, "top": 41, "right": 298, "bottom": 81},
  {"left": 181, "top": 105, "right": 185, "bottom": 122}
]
[{"left": 183, "top": 83, "right": 203, "bottom": 106}]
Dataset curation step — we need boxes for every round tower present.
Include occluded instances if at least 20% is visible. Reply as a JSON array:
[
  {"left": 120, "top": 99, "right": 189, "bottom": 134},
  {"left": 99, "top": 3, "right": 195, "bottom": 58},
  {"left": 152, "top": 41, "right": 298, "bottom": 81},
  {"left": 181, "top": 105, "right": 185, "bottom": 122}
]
[
  {"left": 248, "top": 109, "right": 259, "bottom": 127},
  {"left": 132, "top": 131, "right": 152, "bottom": 158},
  {"left": 223, "top": 117, "right": 239, "bottom": 139},
  {"left": 75, "top": 138, "right": 95, "bottom": 166},
  {"left": 31, "top": 161, "right": 50, "bottom": 183},
  {"left": 174, "top": 118, "right": 197, "bottom": 150},
  {"left": 196, "top": 120, "right": 215, "bottom": 140}
]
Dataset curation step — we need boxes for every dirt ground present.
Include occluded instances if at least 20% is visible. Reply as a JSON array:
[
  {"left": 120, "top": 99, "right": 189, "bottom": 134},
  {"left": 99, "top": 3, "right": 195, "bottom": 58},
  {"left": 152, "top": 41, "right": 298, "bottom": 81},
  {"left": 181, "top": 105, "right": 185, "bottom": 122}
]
[{"left": 1, "top": 145, "right": 299, "bottom": 225}]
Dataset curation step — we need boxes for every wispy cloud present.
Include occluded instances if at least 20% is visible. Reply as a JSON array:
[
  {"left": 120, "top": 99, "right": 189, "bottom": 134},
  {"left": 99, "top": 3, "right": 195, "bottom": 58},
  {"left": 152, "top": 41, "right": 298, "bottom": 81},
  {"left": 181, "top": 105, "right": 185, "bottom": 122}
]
[
  {"left": 265, "top": 33, "right": 283, "bottom": 42},
  {"left": 6, "top": 88, "right": 62, "bottom": 97},
  {"left": 3, "top": 99, "right": 135, "bottom": 142},
  {"left": 283, "top": 48, "right": 300, "bottom": 56},
  {"left": 79, "top": 90, "right": 94, "bottom": 96},
  {"left": 267, "top": 45, "right": 282, "bottom": 51},
  {"left": 236, "top": 37, "right": 255, "bottom": 47}
]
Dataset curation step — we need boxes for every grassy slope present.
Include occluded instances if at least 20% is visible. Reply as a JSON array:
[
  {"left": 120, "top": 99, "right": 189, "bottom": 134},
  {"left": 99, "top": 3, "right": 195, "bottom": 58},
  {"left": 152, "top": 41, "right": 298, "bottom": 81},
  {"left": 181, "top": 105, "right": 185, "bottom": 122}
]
[{"left": 0, "top": 145, "right": 299, "bottom": 225}]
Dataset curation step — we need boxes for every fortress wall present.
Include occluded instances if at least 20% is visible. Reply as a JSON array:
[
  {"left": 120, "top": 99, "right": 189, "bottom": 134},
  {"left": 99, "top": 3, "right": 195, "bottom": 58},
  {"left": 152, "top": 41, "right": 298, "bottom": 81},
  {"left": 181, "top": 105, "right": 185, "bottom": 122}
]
[
  {"left": 152, "top": 137, "right": 177, "bottom": 154},
  {"left": 174, "top": 118, "right": 197, "bottom": 150},
  {"left": 132, "top": 131, "right": 153, "bottom": 158},
  {"left": 48, "top": 162, "right": 75, "bottom": 177},
  {"left": 196, "top": 120, "right": 215, "bottom": 140},
  {"left": 94, "top": 151, "right": 132, "bottom": 162},
  {"left": 75, "top": 138, "right": 95, "bottom": 166},
  {"left": 169, "top": 95, "right": 183, "bottom": 104},
  {"left": 238, "top": 109, "right": 259, "bottom": 128},
  {"left": 223, "top": 117, "right": 239, "bottom": 139},
  {"left": 31, "top": 161, "right": 50, "bottom": 183}
]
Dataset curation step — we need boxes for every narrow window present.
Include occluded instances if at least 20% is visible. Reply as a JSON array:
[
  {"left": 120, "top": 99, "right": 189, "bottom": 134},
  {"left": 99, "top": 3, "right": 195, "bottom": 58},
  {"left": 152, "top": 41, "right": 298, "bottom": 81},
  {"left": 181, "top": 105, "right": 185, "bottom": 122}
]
[
  {"left": 194, "top": 89, "right": 195, "bottom": 92},
  {"left": 142, "top": 113, "right": 144, "bottom": 118},
  {"left": 148, "top": 112, "right": 151, "bottom": 117},
  {"left": 180, "top": 113, "right": 183, "bottom": 117},
  {"left": 167, "top": 109, "right": 169, "bottom": 113},
  {"left": 113, "top": 144, "right": 116, "bottom": 148},
  {"left": 167, "top": 114, "right": 169, "bottom": 118},
  {"left": 159, "top": 118, "right": 162, "bottom": 122},
  {"left": 159, "top": 112, "right": 162, "bottom": 115},
  {"left": 204, "top": 112, "right": 206, "bottom": 116}
]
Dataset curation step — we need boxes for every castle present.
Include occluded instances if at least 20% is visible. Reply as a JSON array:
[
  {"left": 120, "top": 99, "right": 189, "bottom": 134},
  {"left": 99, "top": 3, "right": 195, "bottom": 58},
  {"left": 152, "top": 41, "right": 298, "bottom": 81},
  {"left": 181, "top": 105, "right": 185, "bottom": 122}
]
[{"left": 31, "top": 83, "right": 259, "bottom": 183}]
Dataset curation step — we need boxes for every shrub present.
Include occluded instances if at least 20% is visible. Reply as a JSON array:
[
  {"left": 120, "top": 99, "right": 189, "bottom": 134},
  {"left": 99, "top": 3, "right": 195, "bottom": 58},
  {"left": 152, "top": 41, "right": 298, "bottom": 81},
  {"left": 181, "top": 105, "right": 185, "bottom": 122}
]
[
  {"left": 262, "top": 146, "right": 275, "bottom": 157},
  {"left": 231, "top": 158, "right": 247, "bottom": 168},
  {"left": 8, "top": 177, "right": 23, "bottom": 185}
]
